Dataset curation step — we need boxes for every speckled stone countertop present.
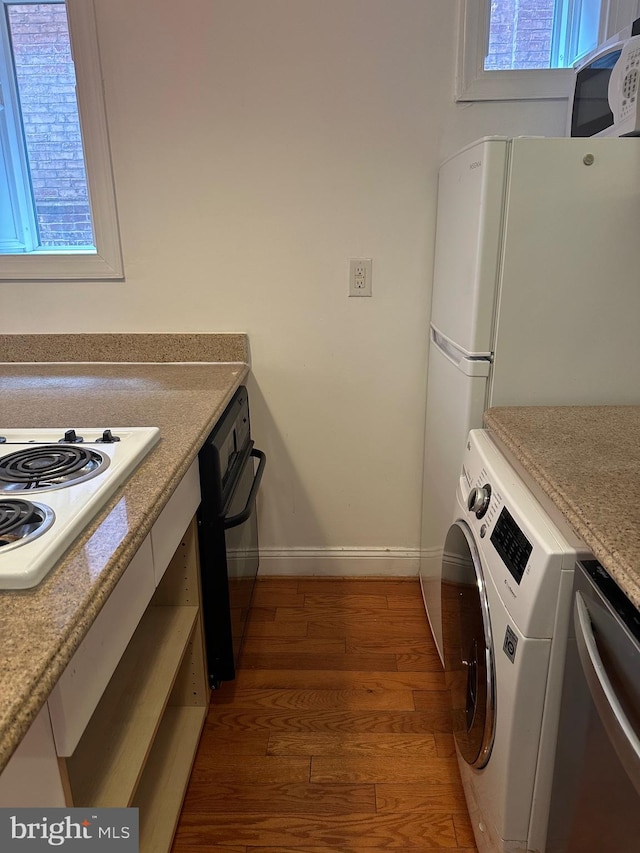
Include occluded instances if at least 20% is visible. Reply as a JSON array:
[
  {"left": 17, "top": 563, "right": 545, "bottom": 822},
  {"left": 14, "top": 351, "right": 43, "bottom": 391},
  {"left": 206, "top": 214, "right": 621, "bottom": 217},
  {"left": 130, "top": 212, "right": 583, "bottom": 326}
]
[
  {"left": 0, "top": 334, "right": 249, "bottom": 773},
  {"left": 484, "top": 406, "right": 640, "bottom": 610},
  {"left": 0, "top": 332, "right": 249, "bottom": 363}
]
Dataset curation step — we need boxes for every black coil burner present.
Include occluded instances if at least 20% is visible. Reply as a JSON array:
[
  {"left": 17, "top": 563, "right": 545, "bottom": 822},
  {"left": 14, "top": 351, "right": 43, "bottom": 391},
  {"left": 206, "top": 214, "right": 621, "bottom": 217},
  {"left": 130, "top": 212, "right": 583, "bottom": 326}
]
[
  {"left": 0, "top": 445, "right": 108, "bottom": 492},
  {"left": 0, "top": 498, "right": 53, "bottom": 547}
]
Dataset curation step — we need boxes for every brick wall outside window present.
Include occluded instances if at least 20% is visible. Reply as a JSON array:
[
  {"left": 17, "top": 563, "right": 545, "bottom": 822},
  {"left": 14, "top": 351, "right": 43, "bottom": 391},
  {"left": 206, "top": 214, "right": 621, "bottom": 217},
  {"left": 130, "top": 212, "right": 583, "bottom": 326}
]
[
  {"left": 8, "top": 2, "right": 93, "bottom": 247},
  {"left": 486, "top": 0, "right": 556, "bottom": 69}
]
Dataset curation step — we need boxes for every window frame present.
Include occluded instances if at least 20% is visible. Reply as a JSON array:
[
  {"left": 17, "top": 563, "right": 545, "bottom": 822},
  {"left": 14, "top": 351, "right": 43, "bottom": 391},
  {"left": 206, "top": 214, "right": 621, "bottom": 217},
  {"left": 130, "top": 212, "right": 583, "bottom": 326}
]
[
  {"left": 0, "top": 0, "right": 123, "bottom": 281},
  {"left": 456, "top": 0, "right": 640, "bottom": 102}
]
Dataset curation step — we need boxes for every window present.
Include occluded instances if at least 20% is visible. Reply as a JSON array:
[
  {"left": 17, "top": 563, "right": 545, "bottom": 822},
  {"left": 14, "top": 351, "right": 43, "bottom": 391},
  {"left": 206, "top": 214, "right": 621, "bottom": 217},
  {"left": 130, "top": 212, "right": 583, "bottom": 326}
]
[
  {"left": 485, "top": 0, "right": 602, "bottom": 70},
  {"left": 457, "top": 0, "right": 640, "bottom": 100},
  {"left": 0, "top": 0, "right": 122, "bottom": 280}
]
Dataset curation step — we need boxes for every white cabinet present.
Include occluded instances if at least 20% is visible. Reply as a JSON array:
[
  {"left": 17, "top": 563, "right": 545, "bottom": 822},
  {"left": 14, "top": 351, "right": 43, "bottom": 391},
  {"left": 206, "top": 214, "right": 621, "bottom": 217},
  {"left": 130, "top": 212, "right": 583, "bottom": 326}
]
[
  {"left": 151, "top": 459, "right": 201, "bottom": 586},
  {"left": 0, "top": 705, "right": 66, "bottom": 808},
  {"left": 0, "top": 464, "right": 208, "bottom": 853},
  {"left": 48, "top": 536, "right": 156, "bottom": 756},
  {"left": 59, "top": 516, "right": 208, "bottom": 853}
]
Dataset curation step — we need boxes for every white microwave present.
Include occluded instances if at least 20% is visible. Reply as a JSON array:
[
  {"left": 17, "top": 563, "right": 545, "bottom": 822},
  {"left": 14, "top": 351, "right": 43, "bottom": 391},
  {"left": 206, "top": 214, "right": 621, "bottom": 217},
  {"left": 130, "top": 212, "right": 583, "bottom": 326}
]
[{"left": 568, "top": 30, "right": 640, "bottom": 137}]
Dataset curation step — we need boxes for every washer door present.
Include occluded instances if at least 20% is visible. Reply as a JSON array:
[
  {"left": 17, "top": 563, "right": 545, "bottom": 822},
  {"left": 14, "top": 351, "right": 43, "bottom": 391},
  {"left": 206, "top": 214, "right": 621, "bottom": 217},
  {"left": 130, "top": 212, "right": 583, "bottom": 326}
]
[{"left": 441, "top": 520, "right": 496, "bottom": 769}]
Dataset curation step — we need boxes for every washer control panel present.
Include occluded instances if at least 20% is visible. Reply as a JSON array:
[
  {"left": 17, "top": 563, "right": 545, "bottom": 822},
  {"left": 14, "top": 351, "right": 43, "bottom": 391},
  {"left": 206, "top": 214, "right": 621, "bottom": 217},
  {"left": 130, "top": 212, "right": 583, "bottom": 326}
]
[
  {"left": 466, "top": 481, "right": 532, "bottom": 583},
  {"left": 458, "top": 430, "right": 587, "bottom": 638},
  {"left": 490, "top": 506, "right": 532, "bottom": 585}
]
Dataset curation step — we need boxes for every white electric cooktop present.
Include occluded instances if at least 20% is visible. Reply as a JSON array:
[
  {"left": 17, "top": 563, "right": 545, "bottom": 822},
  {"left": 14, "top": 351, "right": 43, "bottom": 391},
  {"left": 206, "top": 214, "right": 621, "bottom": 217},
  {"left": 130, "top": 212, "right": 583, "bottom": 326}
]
[{"left": 0, "top": 427, "right": 160, "bottom": 589}]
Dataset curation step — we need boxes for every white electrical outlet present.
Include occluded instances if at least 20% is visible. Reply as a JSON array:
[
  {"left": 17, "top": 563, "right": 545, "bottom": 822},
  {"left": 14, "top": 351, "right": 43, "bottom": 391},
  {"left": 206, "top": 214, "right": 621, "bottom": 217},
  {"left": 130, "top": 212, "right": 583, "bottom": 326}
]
[{"left": 349, "top": 258, "right": 372, "bottom": 297}]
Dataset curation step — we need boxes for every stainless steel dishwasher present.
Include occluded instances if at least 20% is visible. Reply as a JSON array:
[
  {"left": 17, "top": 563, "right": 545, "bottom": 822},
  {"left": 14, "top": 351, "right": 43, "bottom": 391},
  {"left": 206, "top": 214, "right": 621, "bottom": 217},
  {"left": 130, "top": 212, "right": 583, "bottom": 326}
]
[{"left": 545, "top": 560, "right": 640, "bottom": 852}]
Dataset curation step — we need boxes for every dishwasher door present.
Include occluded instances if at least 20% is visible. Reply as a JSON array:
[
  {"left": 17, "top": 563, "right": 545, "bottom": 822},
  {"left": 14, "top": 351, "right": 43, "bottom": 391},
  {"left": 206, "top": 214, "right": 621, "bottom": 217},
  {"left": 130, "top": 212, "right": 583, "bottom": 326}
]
[{"left": 545, "top": 560, "right": 640, "bottom": 853}]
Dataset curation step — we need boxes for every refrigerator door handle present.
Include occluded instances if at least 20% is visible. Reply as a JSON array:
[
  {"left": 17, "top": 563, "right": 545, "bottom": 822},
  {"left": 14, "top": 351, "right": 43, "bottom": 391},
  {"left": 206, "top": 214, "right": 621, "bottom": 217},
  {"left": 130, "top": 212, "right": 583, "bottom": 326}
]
[{"left": 431, "top": 327, "right": 492, "bottom": 378}]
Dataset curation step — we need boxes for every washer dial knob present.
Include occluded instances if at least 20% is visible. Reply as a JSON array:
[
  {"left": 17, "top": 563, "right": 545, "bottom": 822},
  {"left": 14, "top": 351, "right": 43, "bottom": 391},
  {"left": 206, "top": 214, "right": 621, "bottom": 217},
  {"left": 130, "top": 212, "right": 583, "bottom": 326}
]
[{"left": 468, "top": 484, "right": 492, "bottom": 519}]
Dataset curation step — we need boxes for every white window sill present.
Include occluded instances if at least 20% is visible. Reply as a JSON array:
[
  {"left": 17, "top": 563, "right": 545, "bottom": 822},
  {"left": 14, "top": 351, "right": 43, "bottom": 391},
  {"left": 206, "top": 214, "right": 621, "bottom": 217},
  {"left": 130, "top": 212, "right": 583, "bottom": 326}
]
[
  {"left": 0, "top": 251, "right": 123, "bottom": 281},
  {"left": 456, "top": 67, "right": 574, "bottom": 102}
]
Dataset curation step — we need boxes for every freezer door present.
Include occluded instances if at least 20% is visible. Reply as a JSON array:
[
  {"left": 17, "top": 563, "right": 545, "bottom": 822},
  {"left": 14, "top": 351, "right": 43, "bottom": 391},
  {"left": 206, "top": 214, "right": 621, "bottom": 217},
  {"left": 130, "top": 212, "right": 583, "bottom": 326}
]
[
  {"left": 491, "top": 136, "right": 640, "bottom": 407},
  {"left": 429, "top": 138, "right": 508, "bottom": 357},
  {"left": 419, "top": 333, "right": 490, "bottom": 664}
]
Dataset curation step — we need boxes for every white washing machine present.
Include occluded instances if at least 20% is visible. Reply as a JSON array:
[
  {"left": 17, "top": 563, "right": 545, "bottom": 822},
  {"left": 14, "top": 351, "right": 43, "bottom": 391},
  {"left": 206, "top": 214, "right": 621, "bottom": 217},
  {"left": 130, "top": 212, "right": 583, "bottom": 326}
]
[{"left": 441, "top": 430, "right": 589, "bottom": 853}]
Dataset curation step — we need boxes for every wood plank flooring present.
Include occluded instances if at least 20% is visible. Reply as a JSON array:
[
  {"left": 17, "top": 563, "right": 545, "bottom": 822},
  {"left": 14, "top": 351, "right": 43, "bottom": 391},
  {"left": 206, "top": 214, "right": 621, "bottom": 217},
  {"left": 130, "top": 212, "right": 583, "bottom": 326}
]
[{"left": 171, "top": 577, "right": 478, "bottom": 853}]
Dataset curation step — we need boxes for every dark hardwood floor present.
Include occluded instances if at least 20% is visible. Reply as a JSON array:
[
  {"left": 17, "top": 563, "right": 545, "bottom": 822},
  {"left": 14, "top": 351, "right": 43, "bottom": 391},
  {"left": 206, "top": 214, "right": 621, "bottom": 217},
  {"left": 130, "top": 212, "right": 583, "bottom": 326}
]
[{"left": 171, "top": 577, "right": 478, "bottom": 852}]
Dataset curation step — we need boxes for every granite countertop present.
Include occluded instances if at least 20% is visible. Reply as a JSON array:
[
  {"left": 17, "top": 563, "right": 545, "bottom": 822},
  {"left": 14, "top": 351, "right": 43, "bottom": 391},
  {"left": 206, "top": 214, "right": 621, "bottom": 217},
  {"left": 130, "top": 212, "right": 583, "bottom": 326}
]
[
  {"left": 0, "top": 334, "right": 250, "bottom": 773},
  {"left": 484, "top": 405, "right": 640, "bottom": 610}
]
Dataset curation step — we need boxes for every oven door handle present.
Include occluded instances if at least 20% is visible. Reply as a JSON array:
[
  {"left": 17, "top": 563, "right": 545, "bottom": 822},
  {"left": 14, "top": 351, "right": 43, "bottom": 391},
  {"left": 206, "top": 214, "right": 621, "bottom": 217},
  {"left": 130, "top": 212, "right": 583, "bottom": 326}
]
[{"left": 222, "top": 446, "right": 266, "bottom": 530}]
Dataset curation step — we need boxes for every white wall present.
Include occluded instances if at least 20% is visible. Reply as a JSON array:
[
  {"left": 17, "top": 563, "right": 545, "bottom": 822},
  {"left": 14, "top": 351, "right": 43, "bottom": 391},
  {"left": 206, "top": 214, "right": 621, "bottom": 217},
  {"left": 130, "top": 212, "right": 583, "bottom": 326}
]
[{"left": 0, "top": 0, "right": 567, "bottom": 574}]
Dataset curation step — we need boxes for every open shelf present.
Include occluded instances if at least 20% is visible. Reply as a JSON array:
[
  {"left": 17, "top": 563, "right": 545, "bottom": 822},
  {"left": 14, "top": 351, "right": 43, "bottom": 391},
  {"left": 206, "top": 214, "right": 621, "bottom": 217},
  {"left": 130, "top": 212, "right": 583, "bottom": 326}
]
[
  {"left": 134, "top": 705, "right": 207, "bottom": 853},
  {"left": 59, "top": 516, "right": 209, "bottom": 853},
  {"left": 65, "top": 604, "right": 198, "bottom": 806}
]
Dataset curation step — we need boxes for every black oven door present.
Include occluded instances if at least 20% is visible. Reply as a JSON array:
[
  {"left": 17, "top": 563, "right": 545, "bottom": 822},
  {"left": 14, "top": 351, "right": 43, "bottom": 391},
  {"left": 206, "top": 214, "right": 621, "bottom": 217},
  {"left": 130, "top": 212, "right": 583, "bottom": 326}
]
[
  {"left": 223, "top": 445, "right": 266, "bottom": 668},
  {"left": 198, "top": 441, "right": 265, "bottom": 688}
]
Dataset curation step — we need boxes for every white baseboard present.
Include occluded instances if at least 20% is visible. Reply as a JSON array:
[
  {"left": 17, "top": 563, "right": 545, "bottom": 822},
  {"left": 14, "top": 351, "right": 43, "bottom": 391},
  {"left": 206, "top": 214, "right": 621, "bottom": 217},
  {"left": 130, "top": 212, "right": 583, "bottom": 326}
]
[
  {"left": 418, "top": 547, "right": 444, "bottom": 580},
  {"left": 257, "top": 547, "right": 421, "bottom": 577}
]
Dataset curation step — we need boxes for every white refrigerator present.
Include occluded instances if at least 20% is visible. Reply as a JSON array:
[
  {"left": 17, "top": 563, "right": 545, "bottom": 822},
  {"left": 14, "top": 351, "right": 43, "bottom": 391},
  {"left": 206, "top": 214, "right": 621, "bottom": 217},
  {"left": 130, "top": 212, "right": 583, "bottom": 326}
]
[{"left": 420, "top": 135, "right": 640, "bottom": 664}]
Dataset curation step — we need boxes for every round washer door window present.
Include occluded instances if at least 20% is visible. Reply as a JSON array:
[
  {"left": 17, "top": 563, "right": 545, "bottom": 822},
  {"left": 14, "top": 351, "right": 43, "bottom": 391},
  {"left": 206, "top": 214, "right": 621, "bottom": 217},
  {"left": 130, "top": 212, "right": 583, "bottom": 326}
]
[{"left": 441, "top": 520, "right": 496, "bottom": 768}]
